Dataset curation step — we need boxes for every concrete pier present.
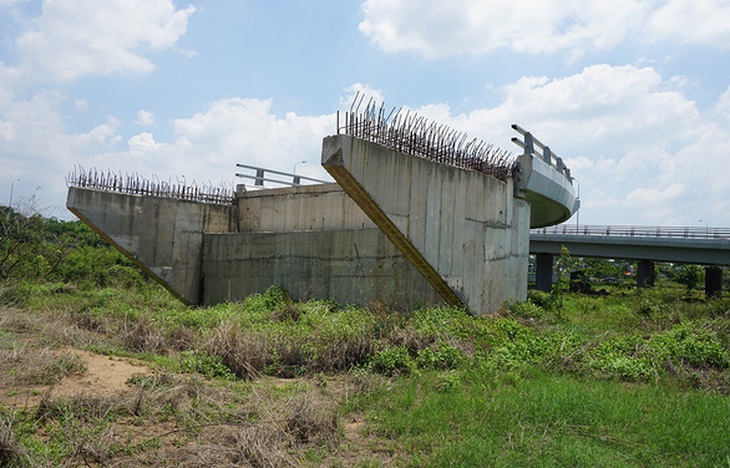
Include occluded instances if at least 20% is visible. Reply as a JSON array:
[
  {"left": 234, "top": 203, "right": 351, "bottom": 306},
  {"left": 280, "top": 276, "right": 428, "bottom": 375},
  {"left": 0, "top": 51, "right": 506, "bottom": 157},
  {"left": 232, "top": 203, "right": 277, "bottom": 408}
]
[
  {"left": 535, "top": 253, "right": 554, "bottom": 292},
  {"left": 637, "top": 260, "right": 655, "bottom": 288},
  {"left": 705, "top": 266, "right": 723, "bottom": 298},
  {"left": 66, "top": 186, "right": 234, "bottom": 304}
]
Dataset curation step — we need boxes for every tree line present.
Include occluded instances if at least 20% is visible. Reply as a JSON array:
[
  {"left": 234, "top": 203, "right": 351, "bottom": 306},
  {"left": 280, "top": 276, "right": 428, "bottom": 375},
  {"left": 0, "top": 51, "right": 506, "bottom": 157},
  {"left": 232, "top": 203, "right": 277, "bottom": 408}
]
[{"left": 0, "top": 204, "right": 141, "bottom": 288}]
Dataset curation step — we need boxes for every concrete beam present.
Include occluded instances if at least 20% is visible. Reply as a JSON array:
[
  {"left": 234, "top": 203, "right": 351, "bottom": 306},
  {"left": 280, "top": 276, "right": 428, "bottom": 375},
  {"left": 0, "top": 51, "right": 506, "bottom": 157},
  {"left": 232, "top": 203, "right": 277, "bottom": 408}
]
[
  {"left": 514, "top": 153, "right": 579, "bottom": 228},
  {"left": 322, "top": 134, "right": 530, "bottom": 315},
  {"left": 531, "top": 234, "right": 730, "bottom": 265}
]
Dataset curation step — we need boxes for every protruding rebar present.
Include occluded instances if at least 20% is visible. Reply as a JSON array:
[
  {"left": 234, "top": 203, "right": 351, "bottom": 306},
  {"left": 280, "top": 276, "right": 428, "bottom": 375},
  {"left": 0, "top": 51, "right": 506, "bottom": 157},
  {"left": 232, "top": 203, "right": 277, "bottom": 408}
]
[
  {"left": 339, "top": 94, "right": 514, "bottom": 181},
  {"left": 66, "top": 166, "right": 234, "bottom": 205}
]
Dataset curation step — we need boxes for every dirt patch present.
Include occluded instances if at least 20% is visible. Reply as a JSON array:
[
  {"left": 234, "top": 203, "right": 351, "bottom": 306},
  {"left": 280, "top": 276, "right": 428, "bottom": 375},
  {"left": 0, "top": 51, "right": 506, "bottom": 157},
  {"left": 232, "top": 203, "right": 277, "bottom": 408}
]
[{"left": 1, "top": 348, "right": 151, "bottom": 409}]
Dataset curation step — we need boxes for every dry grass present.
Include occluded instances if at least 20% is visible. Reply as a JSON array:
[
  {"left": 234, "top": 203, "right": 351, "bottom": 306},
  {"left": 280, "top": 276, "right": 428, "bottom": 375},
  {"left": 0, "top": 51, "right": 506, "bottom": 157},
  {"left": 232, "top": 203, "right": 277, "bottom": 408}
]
[
  {"left": 122, "top": 315, "right": 168, "bottom": 354},
  {"left": 205, "top": 321, "right": 271, "bottom": 379},
  {"left": 388, "top": 325, "right": 436, "bottom": 354},
  {"left": 0, "top": 347, "right": 86, "bottom": 386},
  {"left": 0, "top": 300, "right": 397, "bottom": 466},
  {"left": 313, "top": 335, "right": 375, "bottom": 372},
  {"left": 0, "top": 415, "right": 30, "bottom": 467}
]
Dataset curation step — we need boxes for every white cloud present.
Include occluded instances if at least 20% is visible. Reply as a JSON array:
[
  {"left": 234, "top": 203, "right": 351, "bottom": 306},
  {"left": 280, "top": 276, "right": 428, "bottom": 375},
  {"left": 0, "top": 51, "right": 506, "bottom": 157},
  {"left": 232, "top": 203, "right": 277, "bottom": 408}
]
[
  {"left": 359, "top": 0, "right": 730, "bottom": 58},
  {"left": 1, "top": 90, "right": 337, "bottom": 216},
  {"left": 134, "top": 110, "right": 156, "bottom": 126},
  {"left": 647, "top": 0, "right": 730, "bottom": 49},
  {"left": 0, "top": 90, "right": 123, "bottom": 214},
  {"left": 170, "top": 98, "right": 334, "bottom": 178},
  {"left": 16, "top": 0, "right": 195, "bottom": 82},
  {"left": 712, "top": 86, "right": 730, "bottom": 124},
  {"left": 375, "top": 64, "right": 728, "bottom": 225},
  {"left": 339, "top": 83, "right": 385, "bottom": 109},
  {"left": 626, "top": 183, "right": 686, "bottom": 205},
  {"left": 88, "top": 98, "right": 335, "bottom": 192},
  {"left": 127, "top": 132, "right": 164, "bottom": 156},
  {"left": 406, "top": 64, "right": 698, "bottom": 163}
]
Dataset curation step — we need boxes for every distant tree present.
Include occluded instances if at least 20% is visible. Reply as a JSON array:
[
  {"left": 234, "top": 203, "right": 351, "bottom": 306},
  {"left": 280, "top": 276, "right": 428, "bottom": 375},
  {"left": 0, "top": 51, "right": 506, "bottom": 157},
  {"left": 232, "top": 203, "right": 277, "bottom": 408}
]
[
  {"left": 675, "top": 264, "right": 703, "bottom": 291},
  {"left": 0, "top": 199, "right": 135, "bottom": 285},
  {"left": 583, "top": 258, "right": 624, "bottom": 280}
]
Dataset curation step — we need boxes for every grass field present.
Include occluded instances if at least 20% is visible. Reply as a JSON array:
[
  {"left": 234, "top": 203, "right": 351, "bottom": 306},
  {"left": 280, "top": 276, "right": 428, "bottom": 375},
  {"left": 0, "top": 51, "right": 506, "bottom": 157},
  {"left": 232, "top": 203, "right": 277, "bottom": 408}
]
[{"left": 1, "top": 279, "right": 729, "bottom": 466}]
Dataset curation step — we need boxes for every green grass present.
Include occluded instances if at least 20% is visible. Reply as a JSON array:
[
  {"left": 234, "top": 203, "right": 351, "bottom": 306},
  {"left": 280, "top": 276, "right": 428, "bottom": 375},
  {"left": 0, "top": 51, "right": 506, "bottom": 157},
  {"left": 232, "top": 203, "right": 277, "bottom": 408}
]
[
  {"left": 2, "top": 277, "right": 730, "bottom": 466},
  {"left": 357, "top": 369, "right": 730, "bottom": 467}
]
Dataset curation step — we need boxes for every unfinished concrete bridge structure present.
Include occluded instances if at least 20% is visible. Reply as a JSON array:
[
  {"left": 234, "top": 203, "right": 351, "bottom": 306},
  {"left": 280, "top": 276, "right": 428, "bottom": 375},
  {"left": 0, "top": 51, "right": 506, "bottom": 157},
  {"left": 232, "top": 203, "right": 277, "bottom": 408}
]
[{"left": 66, "top": 100, "right": 579, "bottom": 315}]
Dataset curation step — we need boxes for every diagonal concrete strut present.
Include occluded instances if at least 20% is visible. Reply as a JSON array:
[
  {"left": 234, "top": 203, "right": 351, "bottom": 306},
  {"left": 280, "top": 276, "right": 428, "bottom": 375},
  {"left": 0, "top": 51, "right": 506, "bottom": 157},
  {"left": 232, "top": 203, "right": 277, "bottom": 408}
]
[
  {"left": 322, "top": 134, "right": 530, "bottom": 314},
  {"left": 322, "top": 140, "right": 463, "bottom": 307}
]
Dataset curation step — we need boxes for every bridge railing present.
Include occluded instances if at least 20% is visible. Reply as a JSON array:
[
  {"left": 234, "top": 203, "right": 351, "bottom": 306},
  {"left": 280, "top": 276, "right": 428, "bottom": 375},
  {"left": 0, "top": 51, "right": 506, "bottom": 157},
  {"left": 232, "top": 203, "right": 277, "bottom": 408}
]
[
  {"left": 235, "top": 164, "right": 328, "bottom": 188},
  {"left": 511, "top": 124, "right": 573, "bottom": 182},
  {"left": 532, "top": 224, "right": 730, "bottom": 241}
]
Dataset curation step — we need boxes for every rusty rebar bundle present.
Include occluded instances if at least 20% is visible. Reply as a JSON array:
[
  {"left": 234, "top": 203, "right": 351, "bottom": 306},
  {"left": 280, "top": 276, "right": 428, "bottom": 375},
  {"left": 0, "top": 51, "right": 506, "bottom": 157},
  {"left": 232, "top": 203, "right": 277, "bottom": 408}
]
[
  {"left": 66, "top": 167, "right": 235, "bottom": 205},
  {"left": 338, "top": 93, "right": 514, "bottom": 181}
]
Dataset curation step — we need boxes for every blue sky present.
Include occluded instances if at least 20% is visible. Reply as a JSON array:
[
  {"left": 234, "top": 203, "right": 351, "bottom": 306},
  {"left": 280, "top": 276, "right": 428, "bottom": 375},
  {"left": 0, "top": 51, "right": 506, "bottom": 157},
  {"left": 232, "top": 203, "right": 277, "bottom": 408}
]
[{"left": 1, "top": 0, "right": 729, "bottom": 227}]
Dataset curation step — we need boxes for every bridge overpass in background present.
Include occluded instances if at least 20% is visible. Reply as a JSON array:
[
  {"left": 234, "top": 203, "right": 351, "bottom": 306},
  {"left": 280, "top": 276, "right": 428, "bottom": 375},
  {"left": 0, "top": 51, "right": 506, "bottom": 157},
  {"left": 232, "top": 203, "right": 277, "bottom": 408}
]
[{"left": 529, "top": 225, "right": 730, "bottom": 296}]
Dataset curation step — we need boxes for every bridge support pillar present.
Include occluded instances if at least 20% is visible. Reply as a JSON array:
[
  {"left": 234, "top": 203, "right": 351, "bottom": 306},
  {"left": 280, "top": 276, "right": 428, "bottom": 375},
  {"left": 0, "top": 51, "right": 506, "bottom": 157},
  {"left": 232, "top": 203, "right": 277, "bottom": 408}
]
[
  {"left": 535, "top": 253, "right": 554, "bottom": 292},
  {"left": 637, "top": 260, "right": 655, "bottom": 288},
  {"left": 705, "top": 266, "right": 723, "bottom": 298}
]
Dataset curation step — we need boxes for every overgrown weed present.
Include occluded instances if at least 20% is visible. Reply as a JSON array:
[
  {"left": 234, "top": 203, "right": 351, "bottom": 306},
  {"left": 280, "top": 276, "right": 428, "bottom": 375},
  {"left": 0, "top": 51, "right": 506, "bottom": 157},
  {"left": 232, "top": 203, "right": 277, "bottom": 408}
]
[{"left": 3, "top": 272, "right": 730, "bottom": 465}]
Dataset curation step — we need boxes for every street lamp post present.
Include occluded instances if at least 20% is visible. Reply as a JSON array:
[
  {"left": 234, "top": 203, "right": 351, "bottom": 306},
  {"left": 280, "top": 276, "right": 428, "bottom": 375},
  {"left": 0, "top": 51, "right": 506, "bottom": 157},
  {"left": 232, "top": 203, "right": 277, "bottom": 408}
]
[
  {"left": 699, "top": 219, "right": 709, "bottom": 237},
  {"left": 293, "top": 160, "right": 306, "bottom": 185},
  {"left": 9, "top": 179, "right": 19, "bottom": 208}
]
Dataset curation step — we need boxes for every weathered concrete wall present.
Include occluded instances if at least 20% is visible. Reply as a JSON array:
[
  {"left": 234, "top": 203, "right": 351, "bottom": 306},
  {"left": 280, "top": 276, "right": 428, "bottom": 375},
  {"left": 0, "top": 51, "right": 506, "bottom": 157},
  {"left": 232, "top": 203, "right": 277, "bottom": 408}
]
[
  {"left": 237, "top": 183, "right": 375, "bottom": 232},
  {"left": 322, "top": 134, "right": 530, "bottom": 314},
  {"left": 202, "top": 228, "right": 443, "bottom": 307},
  {"left": 207, "top": 183, "right": 443, "bottom": 307},
  {"left": 66, "top": 187, "right": 234, "bottom": 304}
]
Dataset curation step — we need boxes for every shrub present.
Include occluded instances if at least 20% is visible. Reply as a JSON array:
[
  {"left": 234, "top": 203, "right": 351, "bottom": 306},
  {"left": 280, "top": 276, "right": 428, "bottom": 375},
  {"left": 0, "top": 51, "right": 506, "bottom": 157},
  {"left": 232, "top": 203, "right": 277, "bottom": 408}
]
[
  {"left": 178, "top": 350, "right": 235, "bottom": 379},
  {"left": 262, "top": 285, "right": 292, "bottom": 310},
  {"left": 370, "top": 346, "right": 414, "bottom": 376},
  {"left": 416, "top": 343, "right": 464, "bottom": 370},
  {"left": 675, "top": 265, "right": 703, "bottom": 291},
  {"left": 509, "top": 299, "right": 547, "bottom": 320},
  {"left": 0, "top": 415, "right": 29, "bottom": 467},
  {"left": 650, "top": 323, "right": 729, "bottom": 369},
  {"left": 313, "top": 334, "right": 374, "bottom": 372}
]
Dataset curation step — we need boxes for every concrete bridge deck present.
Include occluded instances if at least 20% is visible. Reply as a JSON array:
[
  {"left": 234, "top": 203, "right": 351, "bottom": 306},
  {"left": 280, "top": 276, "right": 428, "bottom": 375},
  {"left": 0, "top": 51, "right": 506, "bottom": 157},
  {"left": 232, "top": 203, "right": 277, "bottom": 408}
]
[
  {"left": 530, "top": 224, "right": 730, "bottom": 295},
  {"left": 530, "top": 225, "right": 730, "bottom": 265}
]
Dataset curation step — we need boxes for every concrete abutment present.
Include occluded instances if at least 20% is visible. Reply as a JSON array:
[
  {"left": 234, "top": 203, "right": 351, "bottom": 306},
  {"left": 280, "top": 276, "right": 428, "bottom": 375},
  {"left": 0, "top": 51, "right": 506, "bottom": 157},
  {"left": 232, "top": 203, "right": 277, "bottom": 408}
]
[{"left": 67, "top": 131, "right": 578, "bottom": 315}]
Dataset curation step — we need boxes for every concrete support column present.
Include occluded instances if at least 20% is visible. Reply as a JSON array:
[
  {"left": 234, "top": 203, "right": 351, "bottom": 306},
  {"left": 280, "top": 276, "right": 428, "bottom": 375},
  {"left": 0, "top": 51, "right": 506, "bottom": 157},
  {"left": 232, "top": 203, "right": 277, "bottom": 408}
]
[
  {"left": 705, "top": 266, "right": 723, "bottom": 298},
  {"left": 637, "top": 260, "right": 655, "bottom": 288},
  {"left": 535, "top": 253, "right": 554, "bottom": 292}
]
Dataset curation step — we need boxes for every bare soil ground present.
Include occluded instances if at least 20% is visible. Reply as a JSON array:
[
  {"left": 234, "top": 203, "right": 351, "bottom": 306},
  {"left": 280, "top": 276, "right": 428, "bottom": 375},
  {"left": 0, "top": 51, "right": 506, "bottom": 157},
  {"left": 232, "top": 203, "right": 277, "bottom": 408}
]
[{"left": 2, "top": 349, "right": 150, "bottom": 409}]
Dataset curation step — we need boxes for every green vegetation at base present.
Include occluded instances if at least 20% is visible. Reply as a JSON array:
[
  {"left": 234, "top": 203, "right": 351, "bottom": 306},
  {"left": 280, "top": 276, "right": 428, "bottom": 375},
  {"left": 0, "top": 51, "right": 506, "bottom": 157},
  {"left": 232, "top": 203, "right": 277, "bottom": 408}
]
[
  {"left": 360, "top": 370, "right": 730, "bottom": 467},
  {"left": 1, "top": 207, "right": 729, "bottom": 465},
  {"left": 2, "top": 276, "right": 729, "bottom": 466}
]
